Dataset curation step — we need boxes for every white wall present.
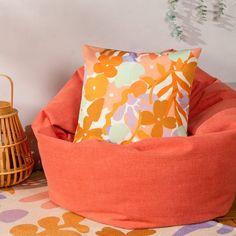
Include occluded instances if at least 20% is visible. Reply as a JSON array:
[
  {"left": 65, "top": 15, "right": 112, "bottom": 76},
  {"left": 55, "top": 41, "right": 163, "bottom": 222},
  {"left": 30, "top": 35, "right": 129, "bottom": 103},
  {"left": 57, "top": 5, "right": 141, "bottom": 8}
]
[{"left": 0, "top": 0, "right": 235, "bottom": 125}]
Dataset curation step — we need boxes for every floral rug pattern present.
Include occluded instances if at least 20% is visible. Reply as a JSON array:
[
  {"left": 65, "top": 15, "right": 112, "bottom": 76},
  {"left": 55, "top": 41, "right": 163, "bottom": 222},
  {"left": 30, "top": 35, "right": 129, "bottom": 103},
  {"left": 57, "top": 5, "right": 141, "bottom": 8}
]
[{"left": 0, "top": 172, "right": 235, "bottom": 236}]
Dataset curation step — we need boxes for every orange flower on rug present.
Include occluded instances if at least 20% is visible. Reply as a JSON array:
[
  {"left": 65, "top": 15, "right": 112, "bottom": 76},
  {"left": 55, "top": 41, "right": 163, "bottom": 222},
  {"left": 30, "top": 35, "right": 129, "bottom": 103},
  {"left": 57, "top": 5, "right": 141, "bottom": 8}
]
[
  {"left": 10, "top": 212, "right": 89, "bottom": 236},
  {"left": 96, "top": 227, "right": 156, "bottom": 236}
]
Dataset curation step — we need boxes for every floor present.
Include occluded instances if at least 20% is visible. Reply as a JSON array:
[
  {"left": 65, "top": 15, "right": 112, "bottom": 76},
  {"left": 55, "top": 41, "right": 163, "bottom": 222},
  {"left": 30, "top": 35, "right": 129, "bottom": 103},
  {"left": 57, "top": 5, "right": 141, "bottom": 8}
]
[{"left": 217, "top": 199, "right": 236, "bottom": 227}]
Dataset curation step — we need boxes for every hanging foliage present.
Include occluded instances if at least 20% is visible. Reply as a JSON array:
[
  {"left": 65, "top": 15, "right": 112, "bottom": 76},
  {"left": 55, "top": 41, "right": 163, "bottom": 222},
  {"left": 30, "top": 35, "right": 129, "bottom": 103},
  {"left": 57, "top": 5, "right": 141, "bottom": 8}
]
[
  {"left": 165, "top": 0, "right": 184, "bottom": 40},
  {"left": 214, "top": 0, "right": 227, "bottom": 20},
  {"left": 196, "top": 0, "right": 208, "bottom": 22},
  {"left": 165, "top": 0, "right": 229, "bottom": 40}
]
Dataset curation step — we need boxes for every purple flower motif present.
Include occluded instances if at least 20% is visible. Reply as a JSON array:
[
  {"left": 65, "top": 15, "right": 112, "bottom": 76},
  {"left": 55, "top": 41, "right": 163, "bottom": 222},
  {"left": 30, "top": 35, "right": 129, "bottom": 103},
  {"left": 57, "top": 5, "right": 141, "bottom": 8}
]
[
  {"left": 0, "top": 209, "right": 28, "bottom": 223},
  {"left": 163, "top": 128, "right": 172, "bottom": 136},
  {"left": 134, "top": 93, "right": 155, "bottom": 112},
  {"left": 177, "top": 90, "right": 189, "bottom": 115},
  {"left": 217, "top": 224, "right": 234, "bottom": 234},
  {"left": 114, "top": 105, "right": 126, "bottom": 121},
  {"left": 126, "top": 107, "right": 137, "bottom": 128},
  {"left": 173, "top": 221, "right": 217, "bottom": 236},
  {"left": 113, "top": 94, "right": 154, "bottom": 130},
  {"left": 106, "top": 125, "right": 111, "bottom": 134},
  {"left": 127, "top": 94, "right": 136, "bottom": 105},
  {"left": 122, "top": 52, "right": 137, "bottom": 62},
  {"left": 178, "top": 90, "right": 189, "bottom": 109},
  {"left": 0, "top": 194, "right": 6, "bottom": 200}
]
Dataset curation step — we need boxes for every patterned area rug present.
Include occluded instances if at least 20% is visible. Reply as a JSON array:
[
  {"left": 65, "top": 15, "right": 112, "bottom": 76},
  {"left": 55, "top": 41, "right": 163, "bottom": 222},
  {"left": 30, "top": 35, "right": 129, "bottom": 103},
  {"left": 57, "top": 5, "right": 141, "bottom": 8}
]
[{"left": 0, "top": 171, "right": 235, "bottom": 236}]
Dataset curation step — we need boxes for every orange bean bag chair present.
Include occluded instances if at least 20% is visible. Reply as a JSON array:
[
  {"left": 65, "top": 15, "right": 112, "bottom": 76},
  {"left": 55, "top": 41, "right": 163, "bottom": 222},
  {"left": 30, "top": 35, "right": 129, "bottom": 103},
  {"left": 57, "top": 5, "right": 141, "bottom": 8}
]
[{"left": 32, "top": 66, "right": 236, "bottom": 229}]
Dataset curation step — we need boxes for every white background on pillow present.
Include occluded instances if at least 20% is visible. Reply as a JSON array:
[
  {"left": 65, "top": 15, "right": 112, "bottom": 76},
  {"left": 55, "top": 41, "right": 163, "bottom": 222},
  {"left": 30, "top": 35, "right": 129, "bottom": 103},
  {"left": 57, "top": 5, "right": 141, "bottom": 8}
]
[{"left": 0, "top": 0, "right": 235, "bottom": 126}]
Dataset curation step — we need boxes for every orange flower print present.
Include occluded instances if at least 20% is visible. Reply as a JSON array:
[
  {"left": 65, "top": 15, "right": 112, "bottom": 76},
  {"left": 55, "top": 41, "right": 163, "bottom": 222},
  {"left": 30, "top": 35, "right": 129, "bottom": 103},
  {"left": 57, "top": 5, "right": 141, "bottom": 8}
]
[
  {"left": 130, "top": 80, "right": 147, "bottom": 98},
  {"left": 94, "top": 54, "right": 123, "bottom": 77},
  {"left": 141, "top": 100, "right": 176, "bottom": 137},
  {"left": 74, "top": 118, "right": 103, "bottom": 141},
  {"left": 84, "top": 75, "right": 109, "bottom": 101},
  {"left": 74, "top": 99, "right": 104, "bottom": 142}
]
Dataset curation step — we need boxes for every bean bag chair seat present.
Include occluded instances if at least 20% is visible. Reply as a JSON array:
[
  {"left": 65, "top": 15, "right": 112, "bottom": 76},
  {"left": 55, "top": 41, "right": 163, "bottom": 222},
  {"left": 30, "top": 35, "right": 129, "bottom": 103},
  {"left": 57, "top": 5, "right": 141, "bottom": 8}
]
[{"left": 32, "top": 67, "right": 236, "bottom": 229}]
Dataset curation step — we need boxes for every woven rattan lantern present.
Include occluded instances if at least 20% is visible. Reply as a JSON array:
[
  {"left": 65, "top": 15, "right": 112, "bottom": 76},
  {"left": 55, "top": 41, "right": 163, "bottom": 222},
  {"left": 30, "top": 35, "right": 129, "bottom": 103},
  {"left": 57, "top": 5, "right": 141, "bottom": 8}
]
[{"left": 0, "top": 74, "right": 34, "bottom": 187}]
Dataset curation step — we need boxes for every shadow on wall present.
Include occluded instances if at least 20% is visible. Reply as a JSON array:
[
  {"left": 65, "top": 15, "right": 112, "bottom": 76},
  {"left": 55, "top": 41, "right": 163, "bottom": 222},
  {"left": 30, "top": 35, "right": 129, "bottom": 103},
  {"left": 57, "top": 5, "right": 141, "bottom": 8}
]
[
  {"left": 213, "top": 13, "right": 235, "bottom": 31},
  {"left": 178, "top": 0, "right": 234, "bottom": 45},
  {"left": 179, "top": 0, "right": 206, "bottom": 45}
]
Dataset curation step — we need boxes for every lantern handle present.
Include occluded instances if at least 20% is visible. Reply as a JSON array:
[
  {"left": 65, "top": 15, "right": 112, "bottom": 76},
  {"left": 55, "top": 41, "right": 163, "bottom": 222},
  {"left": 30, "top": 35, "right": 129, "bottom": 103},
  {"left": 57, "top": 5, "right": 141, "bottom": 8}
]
[{"left": 0, "top": 74, "right": 14, "bottom": 108}]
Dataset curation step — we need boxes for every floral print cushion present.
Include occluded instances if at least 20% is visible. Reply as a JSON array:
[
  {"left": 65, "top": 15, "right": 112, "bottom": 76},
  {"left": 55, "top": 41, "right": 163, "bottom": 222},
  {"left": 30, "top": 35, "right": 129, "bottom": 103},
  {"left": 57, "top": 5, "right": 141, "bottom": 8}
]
[{"left": 74, "top": 45, "right": 201, "bottom": 144}]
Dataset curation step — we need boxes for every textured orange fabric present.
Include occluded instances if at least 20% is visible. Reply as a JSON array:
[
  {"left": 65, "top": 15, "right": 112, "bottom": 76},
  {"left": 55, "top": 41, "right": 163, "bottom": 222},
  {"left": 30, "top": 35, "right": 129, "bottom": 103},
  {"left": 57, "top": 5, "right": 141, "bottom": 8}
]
[{"left": 32, "top": 67, "right": 236, "bottom": 229}]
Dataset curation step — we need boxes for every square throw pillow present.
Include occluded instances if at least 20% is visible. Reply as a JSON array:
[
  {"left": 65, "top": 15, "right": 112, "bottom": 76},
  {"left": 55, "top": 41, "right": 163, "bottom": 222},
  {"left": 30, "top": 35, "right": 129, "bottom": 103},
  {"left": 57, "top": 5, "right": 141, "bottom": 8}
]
[{"left": 74, "top": 45, "right": 201, "bottom": 144}]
